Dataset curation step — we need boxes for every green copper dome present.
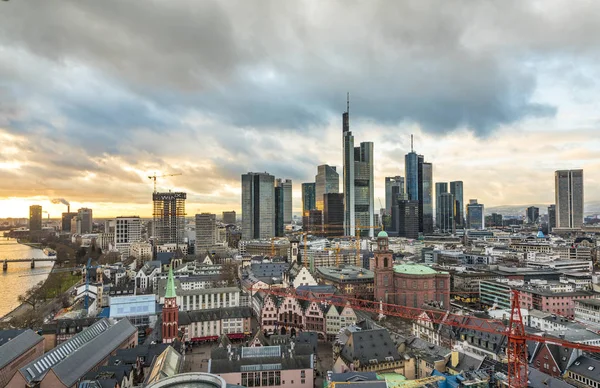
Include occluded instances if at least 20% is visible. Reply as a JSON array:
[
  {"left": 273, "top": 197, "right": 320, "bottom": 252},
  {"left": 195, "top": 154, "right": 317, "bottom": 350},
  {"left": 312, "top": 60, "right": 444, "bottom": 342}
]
[
  {"left": 377, "top": 230, "right": 388, "bottom": 238},
  {"left": 165, "top": 265, "right": 177, "bottom": 299}
]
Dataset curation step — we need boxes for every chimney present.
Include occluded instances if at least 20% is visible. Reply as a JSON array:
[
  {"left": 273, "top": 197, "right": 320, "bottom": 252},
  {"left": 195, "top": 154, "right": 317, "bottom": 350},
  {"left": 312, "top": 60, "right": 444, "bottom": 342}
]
[{"left": 68, "top": 205, "right": 70, "bottom": 213}]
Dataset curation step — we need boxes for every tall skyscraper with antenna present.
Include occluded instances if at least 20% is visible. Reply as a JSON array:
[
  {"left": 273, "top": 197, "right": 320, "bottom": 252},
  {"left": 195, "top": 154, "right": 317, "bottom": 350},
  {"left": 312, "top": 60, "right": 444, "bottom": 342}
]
[
  {"left": 404, "top": 135, "right": 433, "bottom": 234},
  {"left": 342, "top": 94, "right": 375, "bottom": 237}
]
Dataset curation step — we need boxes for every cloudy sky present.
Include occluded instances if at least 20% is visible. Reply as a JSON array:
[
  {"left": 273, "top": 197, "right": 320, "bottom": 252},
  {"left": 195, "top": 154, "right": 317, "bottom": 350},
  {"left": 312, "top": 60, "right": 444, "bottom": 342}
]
[{"left": 1, "top": 0, "right": 599, "bottom": 218}]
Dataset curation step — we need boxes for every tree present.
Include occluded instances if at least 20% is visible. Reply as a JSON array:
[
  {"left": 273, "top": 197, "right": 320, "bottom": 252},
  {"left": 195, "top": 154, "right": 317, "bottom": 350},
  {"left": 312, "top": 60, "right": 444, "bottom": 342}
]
[
  {"left": 219, "top": 261, "right": 239, "bottom": 287},
  {"left": 17, "top": 281, "right": 46, "bottom": 312}
]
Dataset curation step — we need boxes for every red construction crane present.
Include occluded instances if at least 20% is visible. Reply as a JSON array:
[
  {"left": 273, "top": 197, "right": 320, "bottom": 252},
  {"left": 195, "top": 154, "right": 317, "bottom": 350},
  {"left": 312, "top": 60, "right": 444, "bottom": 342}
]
[{"left": 259, "top": 287, "right": 600, "bottom": 388}]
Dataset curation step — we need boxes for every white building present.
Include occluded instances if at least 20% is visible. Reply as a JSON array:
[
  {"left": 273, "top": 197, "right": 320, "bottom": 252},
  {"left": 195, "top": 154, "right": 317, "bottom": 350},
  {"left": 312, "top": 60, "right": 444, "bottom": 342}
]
[
  {"left": 130, "top": 241, "right": 153, "bottom": 262},
  {"left": 325, "top": 302, "right": 357, "bottom": 340},
  {"left": 156, "top": 282, "right": 246, "bottom": 312},
  {"left": 157, "top": 243, "right": 188, "bottom": 255},
  {"left": 575, "top": 298, "right": 600, "bottom": 325},
  {"left": 114, "top": 216, "right": 142, "bottom": 257},
  {"left": 135, "top": 260, "right": 162, "bottom": 292},
  {"left": 195, "top": 213, "right": 217, "bottom": 255}
]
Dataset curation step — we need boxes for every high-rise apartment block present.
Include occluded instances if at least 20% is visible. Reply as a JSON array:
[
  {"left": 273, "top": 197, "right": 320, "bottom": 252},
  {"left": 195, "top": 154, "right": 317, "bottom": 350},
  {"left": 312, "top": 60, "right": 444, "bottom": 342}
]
[
  {"left": 323, "top": 193, "right": 344, "bottom": 237},
  {"left": 241, "top": 172, "right": 275, "bottom": 240},
  {"left": 466, "top": 199, "right": 484, "bottom": 230},
  {"left": 301, "top": 183, "right": 316, "bottom": 214},
  {"left": 222, "top": 211, "right": 236, "bottom": 224},
  {"left": 405, "top": 138, "right": 433, "bottom": 235},
  {"left": 315, "top": 165, "right": 339, "bottom": 211},
  {"left": 29, "top": 205, "right": 42, "bottom": 232},
  {"left": 342, "top": 97, "right": 374, "bottom": 237},
  {"left": 385, "top": 176, "right": 405, "bottom": 215},
  {"left": 195, "top": 213, "right": 217, "bottom": 254},
  {"left": 77, "top": 208, "right": 93, "bottom": 234},
  {"left": 555, "top": 169, "right": 584, "bottom": 228},
  {"left": 114, "top": 216, "right": 142, "bottom": 257},
  {"left": 152, "top": 192, "right": 186, "bottom": 245},
  {"left": 450, "top": 181, "right": 464, "bottom": 228},
  {"left": 526, "top": 206, "right": 540, "bottom": 224}
]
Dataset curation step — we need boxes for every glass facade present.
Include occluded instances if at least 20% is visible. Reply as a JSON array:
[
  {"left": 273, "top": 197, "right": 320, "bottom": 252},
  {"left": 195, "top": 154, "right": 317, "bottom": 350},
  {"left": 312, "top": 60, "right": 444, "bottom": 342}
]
[
  {"left": 242, "top": 173, "right": 275, "bottom": 239},
  {"left": 301, "top": 183, "right": 316, "bottom": 214},
  {"left": 450, "top": 181, "right": 464, "bottom": 227},
  {"left": 385, "top": 176, "right": 404, "bottom": 215},
  {"left": 315, "top": 165, "right": 339, "bottom": 211}
]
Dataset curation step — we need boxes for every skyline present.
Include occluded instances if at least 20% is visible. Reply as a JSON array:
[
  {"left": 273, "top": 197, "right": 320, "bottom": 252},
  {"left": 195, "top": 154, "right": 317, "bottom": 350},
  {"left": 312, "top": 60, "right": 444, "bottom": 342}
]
[{"left": 1, "top": 1, "right": 600, "bottom": 218}]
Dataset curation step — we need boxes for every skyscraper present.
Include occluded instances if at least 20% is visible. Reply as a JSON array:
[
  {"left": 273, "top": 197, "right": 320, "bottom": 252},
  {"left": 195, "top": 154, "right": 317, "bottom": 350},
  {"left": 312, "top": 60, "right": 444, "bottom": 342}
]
[
  {"left": 316, "top": 165, "right": 339, "bottom": 211},
  {"left": 342, "top": 96, "right": 374, "bottom": 237},
  {"left": 323, "top": 193, "right": 344, "bottom": 237},
  {"left": 29, "top": 205, "right": 42, "bottom": 232},
  {"left": 195, "top": 213, "right": 217, "bottom": 254},
  {"left": 274, "top": 183, "right": 284, "bottom": 237},
  {"left": 435, "top": 182, "right": 448, "bottom": 229},
  {"left": 61, "top": 212, "right": 77, "bottom": 232},
  {"left": 555, "top": 169, "right": 584, "bottom": 228},
  {"left": 77, "top": 208, "right": 93, "bottom": 234},
  {"left": 222, "top": 211, "right": 236, "bottom": 224},
  {"left": 526, "top": 206, "right": 540, "bottom": 224},
  {"left": 241, "top": 172, "right": 275, "bottom": 240},
  {"left": 392, "top": 200, "right": 419, "bottom": 239},
  {"left": 438, "top": 193, "right": 456, "bottom": 234},
  {"left": 466, "top": 199, "right": 484, "bottom": 230},
  {"left": 385, "top": 176, "right": 405, "bottom": 215},
  {"left": 548, "top": 205, "right": 556, "bottom": 231},
  {"left": 276, "top": 178, "right": 293, "bottom": 224},
  {"left": 450, "top": 181, "right": 464, "bottom": 228},
  {"left": 405, "top": 136, "right": 433, "bottom": 235},
  {"left": 301, "top": 183, "right": 316, "bottom": 214},
  {"left": 114, "top": 216, "right": 142, "bottom": 257},
  {"left": 152, "top": 192, "right": 186, "bottom": 245}
]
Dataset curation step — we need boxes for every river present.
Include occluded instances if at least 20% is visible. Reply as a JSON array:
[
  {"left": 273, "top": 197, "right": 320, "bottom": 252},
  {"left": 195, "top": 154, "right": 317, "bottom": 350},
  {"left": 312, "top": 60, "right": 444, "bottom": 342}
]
[{"left": 0, "top": 238, "right": 54, "bottom": 317}]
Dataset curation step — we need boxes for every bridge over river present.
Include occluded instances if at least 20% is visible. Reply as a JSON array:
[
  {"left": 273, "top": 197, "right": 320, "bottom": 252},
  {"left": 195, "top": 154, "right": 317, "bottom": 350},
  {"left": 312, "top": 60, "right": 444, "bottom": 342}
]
[{"left": 2, "top": 257, "right": 57, "bottom": 270}]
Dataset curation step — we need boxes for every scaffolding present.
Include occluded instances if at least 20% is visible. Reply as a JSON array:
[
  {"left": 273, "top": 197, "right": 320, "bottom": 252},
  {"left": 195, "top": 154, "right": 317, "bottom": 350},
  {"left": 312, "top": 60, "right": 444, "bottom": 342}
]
[{"left": 152, "top": 192, "right": 187, "bottom": 246}]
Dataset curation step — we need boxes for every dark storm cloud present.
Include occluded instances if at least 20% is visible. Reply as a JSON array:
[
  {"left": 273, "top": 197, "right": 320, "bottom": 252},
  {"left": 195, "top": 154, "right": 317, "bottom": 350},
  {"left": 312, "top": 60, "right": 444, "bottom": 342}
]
[{"left": 5, "top": 0, "right": 598, "bottom": 136}]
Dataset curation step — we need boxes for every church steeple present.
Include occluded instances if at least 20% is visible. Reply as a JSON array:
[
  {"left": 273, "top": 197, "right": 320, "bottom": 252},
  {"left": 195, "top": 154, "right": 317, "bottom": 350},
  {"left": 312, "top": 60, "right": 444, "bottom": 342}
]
[
  {"left": 165, "top": 264, "right": 177, "bottom": 299},
  {"left": 162, "top": 264, "right": 179, "bottom": 344}
]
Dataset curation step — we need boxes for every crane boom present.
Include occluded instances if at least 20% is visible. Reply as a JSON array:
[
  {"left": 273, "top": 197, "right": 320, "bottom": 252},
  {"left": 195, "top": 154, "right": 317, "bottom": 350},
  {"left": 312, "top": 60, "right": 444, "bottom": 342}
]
[{"left": 148, "top": 172, "right": 182, "bottom": 193}]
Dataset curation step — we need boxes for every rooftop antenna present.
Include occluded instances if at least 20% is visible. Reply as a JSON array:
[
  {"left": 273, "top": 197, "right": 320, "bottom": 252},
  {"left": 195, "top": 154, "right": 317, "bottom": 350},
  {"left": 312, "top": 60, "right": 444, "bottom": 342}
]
[
  {"left": 347, "top": 92, "right": 349, "bottom": 114},
  {"left": 411, "top": 134, "right": 414, "bottom": 153}
]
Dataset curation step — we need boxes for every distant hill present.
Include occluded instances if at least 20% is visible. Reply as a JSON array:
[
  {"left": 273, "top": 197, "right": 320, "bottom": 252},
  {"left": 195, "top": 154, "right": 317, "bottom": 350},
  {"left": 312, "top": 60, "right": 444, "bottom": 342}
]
[{"left": 486, "top": 201, "right": 600, "bottom": 216}]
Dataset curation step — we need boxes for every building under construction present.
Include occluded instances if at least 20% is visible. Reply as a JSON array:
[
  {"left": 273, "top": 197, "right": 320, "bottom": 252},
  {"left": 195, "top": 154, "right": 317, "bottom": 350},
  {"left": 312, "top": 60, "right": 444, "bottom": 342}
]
[{"left": 152, "top": 192, "right": 186, "bottom": 246}]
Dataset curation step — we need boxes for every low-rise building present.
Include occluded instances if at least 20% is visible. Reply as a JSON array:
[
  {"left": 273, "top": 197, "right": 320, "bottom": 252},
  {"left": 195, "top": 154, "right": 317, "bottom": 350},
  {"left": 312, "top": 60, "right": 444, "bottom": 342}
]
[
  {"left": 41, "top": 318, "right": 101, "bottom": 351},
  {"left": 0, "top": 330, "right": 44, "bottom": 387},
  {"left": 157, "top": 283, "right": 246, "bottom": 312},
  {"left": 135, "top": 260, "right": 162, "bottom": 292},
  {"left": 324, "top": 302, "right": 357, "bottom": 341},
  {"left": 209, "top": 344, "right": 314, "bottom": 388},
  {"left": 179, "top": 307, "right": 253, "bottom": 342},
  {"left": 575, "top": 298, "right": 600, "bottom": 326},
  {"left": 131, "top": 241, "right": 153, "bottom": 263},
  {"left": 315, "top": 265, "right": 374, "bottom": 299},
  {"left": 565, "top": 355, "right": 600, "bottom": 388}
]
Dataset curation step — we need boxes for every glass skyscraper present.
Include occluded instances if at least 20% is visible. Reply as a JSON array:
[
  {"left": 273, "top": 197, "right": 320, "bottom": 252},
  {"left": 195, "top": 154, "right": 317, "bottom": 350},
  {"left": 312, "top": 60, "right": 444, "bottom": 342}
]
[
  {"left": 315, "top": 165, "right": 339, "bottom": 211},
  {"left": 301, "top": 183, "right": 316, "bottom": 214},
  {"left": 555, "top": 169, "right": 584, "bottom": 228},
  {"left": 450, "top": 181, "right": 464, "bottom": 228},
  {"left": 241, "top": 172, "right": 275, "bottom": 240},
  {"left": 385, "top": 176, "right": 405, "bottom": 215},
  {"left": 466, "top": 199, "right": 484, "bottom": 230}
]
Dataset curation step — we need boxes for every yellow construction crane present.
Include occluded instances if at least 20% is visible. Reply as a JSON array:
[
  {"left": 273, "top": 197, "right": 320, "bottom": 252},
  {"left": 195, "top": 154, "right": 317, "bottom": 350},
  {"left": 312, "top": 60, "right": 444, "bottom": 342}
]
[
  {"left": 148, "top": 172, "right": 182, "bottom": 193},
  {"left": 324, "top": 242, "right": 342, "bottom": 266}
]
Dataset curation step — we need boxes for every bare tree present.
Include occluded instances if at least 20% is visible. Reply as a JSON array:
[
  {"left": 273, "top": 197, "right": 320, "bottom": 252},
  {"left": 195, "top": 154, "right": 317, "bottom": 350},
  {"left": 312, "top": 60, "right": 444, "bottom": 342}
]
[{"left": 17, "top": 281, "right": 46, "bottom": 311}]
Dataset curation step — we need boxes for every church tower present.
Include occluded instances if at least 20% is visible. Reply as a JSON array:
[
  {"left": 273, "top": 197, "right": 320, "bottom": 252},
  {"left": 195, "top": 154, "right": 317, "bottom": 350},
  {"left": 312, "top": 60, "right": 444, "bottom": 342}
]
[
  {"left": 373, "top": 230, "right": 394, "bottom": 303},
  {"left": 162, "top": 265, "right": 179, "bottom": 344}
]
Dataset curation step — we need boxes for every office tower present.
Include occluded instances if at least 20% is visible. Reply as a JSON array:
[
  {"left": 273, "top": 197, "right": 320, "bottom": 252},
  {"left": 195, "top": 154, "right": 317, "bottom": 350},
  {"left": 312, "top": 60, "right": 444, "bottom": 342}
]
[
  {"left": 276, "top": 178, "right": 293, "bottom": 224},
  {"left": 526, "top": 206, "right": 540, "bottom": 224},
  {"left": 306, "top": 209, "right": 323, "bottom": 235},
  {"left": 491, "top": 213, "right": 503, "bottom": 227},
  {"left": 152, "top": 192, "right": 186, "bottom": 245},
  {"left": 438, "top": 193, "right": 456, "bottom": 234},
  {"left": 241, "top": 172, "right": 275, "bottom": 240},
  {"left": 195, "top": 213, "right": 217, "bottom": 254},
  {"left": 555, "top": 169, "right": 584, "bottom": 228},
  {"left": 222, "top": 211, "right": 236, "bottom": 224},
  {"left": 274, "top": 183, "right": 284, "bottom": 237},
  {"left": 29, "top": 205, "right": 42, "bottom": 231},
  {"left": 435, "top": 182, "right": 448, "bottom": 229},
  {"left": 301, "top": 183, "right": 316, "bottom": 214},
  {"left": 548, "top": 205, "right": 556, "bottom": 232},
  {"left": 405, "top": 136, "right": 433, "bottom": 234},
  {"left": 450, "top": 181, "right": 464, "bottom": 228},
  {"left": 61, "top": 212, "right": 77, "bottom": 232},
  {"left": 466, "top": 199, "right": 484, "bottom": 230},
  {"left": 316, "top": 165, "right": 339, "bottom": 211},
  {"left": 323, "top": 193, "right": 344, "bottom": 237},
  {"left": 114, "top": 216, "right": 142, "bottom": 257},
  {"left": 77, "top": 208, "right": 93, "bottom": 234},
  {"left": 342, "top": 96, "right": 374, "bottom": 237},
  {"left": 392, "top": 200, "right": 419, "bottom": 239},
  {"left": 385, "top": 176, "right": 405, "bottom": 215}
]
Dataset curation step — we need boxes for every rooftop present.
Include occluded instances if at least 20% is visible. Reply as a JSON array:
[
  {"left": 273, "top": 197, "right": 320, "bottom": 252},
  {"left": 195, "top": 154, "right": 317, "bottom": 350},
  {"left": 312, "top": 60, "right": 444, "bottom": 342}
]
[
  {"left": 0, "top": 329, "right": 43, "bottom": 370},
  {"left": 316, "top": 265, "right": 374, "bottom": 281},
  {"left": 393, "top": 263, "right": 446, "bottom": 275},
  {"left": 575, "top": 298, "right": 600, "bottom": 307}
]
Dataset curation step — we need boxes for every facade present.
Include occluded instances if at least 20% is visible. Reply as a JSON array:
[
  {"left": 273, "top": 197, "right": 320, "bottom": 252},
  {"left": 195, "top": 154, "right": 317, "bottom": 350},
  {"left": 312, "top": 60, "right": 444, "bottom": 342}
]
[
  {"left": 574, "top": 298, "right": 600, "bottom": 325},
  {"left": 548, "top": 204, "right": 556, "bottom": 231},
  {"left": 274, "top": 183, "right": 284, "bottom": 237},
  {"left": 315, "top": 265, "right": 374, "bottom": 299},
  {"left": 466, "top": 199, "right": 484, "bottom": 230},
  {"left": 281, "top": 179, "right": 293, "bottom": 224},
  {"left": 41, "top": 318, "right": 101, "bottom": 351},
  {"left": 196, "top": 213, "right": 217, "bottom": 254},
  {"left": 162, "top": 267, "right": 179, "bottom": 344},
  {"left": 29, "top": 205, "right": 42, "bottom": 231},
  {"left": 435, "top": 182, "right": 448, "bottom": 229},
  {"left": 242, "top": 172, "right": 275, "bottom": 240},
  {"left": 405, "top": 144, "right": 433, "bottom": 235},
  {"left": 131, "top": 241, "right": 152, "bottom": 263},
  {"left": 114, "top": 216, "right": 142, "bottom": 257},
  {"left": 78, "top": 207, "right": 93, "bottom": 234},
  {"left": 392, "top": 200, "right": 419, "bottom": 239},
  {"left": 325, "top": 303, "right": 357, "bottom": 340},
  {"left": 209, "top": 345, "right": 314, "bottom": 388},
  {"left": 8, "top": 319, "right": 137, "bottom": 388},
  {"left": 565, "top": 355, "right": 600, "bottom": 388},
  {"left": 222, "top": 211, "right": 236, "bottom": 224},
  {"left": 385, "top": 176, "right": 405, "bottom": 215},
  {"left": 179, "top": 307, "right": 252, "bottom": 341},
  {"left": 450, "top": 181, "right": 464, "bottom": 228},
  {"left": 315, "top": 164, "right": 339, "bottom": 211},
  {"left": 323, "top": 193, "right": 344, "bottom": 237},
  {"left": 0, "top": 330, "right": 44, "bottom": 387},
  {"left": 152, "top": 192, "right": 186, "bottom": 245},
  {"left": 526, "top": 206, "right": 540, "bottom": 224},
  {"left": 301, "top": 182, "right": 316, "bottom": 214},
  {"left": 479, "top": 280, "right": 512, "bottom": 310},
  {"left": 555, "top": 169, "right": 584, "bottom": 228},
  {"left": 438, "top": 192, "right": 456, "bottom": 234}
]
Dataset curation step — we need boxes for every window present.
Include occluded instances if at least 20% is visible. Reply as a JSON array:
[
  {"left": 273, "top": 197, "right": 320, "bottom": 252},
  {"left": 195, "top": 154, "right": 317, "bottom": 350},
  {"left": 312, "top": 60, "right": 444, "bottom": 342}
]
[{"left": 301, "top": 379, "right": 306, "bottom": 385}]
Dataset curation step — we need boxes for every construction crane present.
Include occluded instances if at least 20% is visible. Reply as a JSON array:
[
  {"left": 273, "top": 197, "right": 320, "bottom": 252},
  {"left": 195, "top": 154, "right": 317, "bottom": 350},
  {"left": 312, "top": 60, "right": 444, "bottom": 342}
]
[
  {"left": 148, "top": 172, "right": 182, "bottom": 193},
  {"left": 260, "top": 287, "right": 600, "bottom": 388}
]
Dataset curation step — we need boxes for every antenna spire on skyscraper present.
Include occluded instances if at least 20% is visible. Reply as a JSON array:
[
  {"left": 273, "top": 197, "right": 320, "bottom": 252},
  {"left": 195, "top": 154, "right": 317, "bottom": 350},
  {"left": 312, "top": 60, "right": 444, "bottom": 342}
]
[
  {"left": 347, "top": 92, "right": 350, "bottom": 114},
  {"left": 411, "top": 134, "right": 414, "bottom": 152}
]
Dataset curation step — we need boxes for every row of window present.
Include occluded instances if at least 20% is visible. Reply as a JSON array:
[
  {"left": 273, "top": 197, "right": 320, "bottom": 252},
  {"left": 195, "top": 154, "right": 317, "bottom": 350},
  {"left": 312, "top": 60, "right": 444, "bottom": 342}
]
[{"left": 241, "top": 371, "right": 281, "bottom": 387}]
